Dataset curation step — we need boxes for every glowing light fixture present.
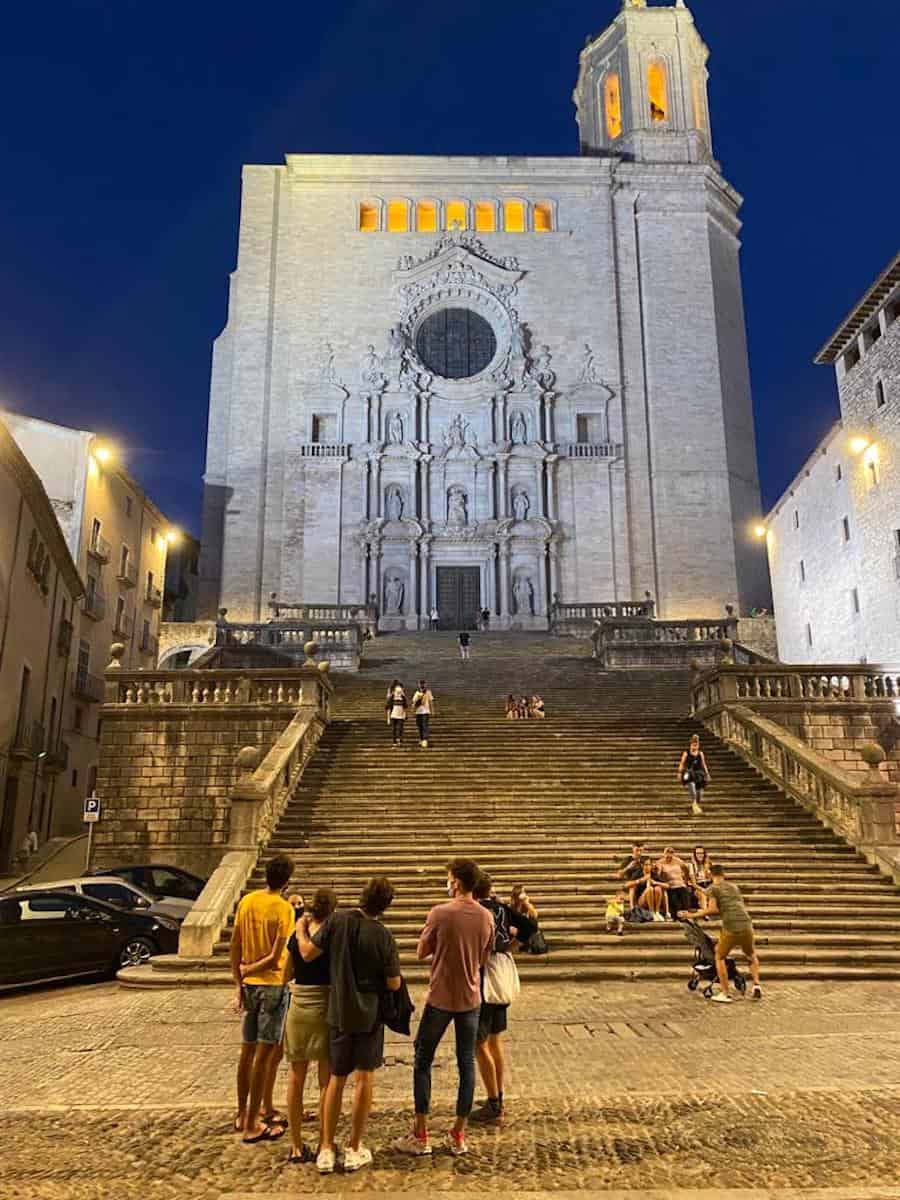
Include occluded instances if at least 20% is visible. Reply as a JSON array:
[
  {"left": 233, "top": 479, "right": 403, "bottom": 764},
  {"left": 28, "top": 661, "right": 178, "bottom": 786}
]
[
  {"left": 94, "top": 445, "right": 112, "bottom": 464},
  {"left": 850, "top": 436, "right": 870, "bottom": 455},
  {"left": 165, "top": 529, "right": 180, "bottom": 546},
  {"left": 753, "top": 524, "right": 767, "bottom": 539}
]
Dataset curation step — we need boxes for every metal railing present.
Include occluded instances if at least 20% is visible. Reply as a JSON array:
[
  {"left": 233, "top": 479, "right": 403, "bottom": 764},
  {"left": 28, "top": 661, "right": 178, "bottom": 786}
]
[
  {"left": 83, "top": 589, "right": 106, "bottom": 621},
  {"left": 88, "top": 532, "right": 111, "bottom": 563},
  {"left": 73, "top": 670, "right": 104, "bottom": 702},
  {"left": 117, "top": 559, "right": 138, "bottom": 587},
  {"left": 11, "top": 719, "right": 45, "bottom": 759},
  {"left": 56, "top": 618, "right": 74, "bottom": 657},
  {"left": 563, "top": 442, "right": 623, "bottom": 460},
  {"left": 43, "top": 740, "right": 70, "bottom": 773},
  {"left": 113, "top": 611, "right": 134, "bottom": 640},
  {"left": 140, "top": 633, "right": 160, "bottom": 660},
  {"left": 145, "top": 583, "right": 163, "bottom": 608}
]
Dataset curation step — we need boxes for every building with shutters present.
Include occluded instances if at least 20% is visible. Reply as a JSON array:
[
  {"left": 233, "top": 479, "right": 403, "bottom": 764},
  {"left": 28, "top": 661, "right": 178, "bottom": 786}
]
[{"left": 198, "top": 0, "right": 770, "bottom": 631}]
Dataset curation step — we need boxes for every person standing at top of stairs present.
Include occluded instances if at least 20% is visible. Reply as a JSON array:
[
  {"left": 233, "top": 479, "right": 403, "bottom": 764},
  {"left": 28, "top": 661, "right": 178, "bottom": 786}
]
[
  {"left": 411, "top": 680, "right": 436, "bottom": 749},
  {"left": 458, "top": 631, "right": 471, "bottom": 661}
]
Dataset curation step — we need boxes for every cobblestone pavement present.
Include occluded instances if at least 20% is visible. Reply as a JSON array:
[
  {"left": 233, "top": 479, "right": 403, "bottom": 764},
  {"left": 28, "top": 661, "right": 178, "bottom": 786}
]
[{"left": 2, "top": 980, "right": 900, "bottom": 1198}]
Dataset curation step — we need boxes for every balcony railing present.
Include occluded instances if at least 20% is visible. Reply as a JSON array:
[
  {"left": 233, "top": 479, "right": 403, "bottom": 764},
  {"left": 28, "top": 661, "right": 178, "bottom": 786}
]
[
  {"left": 113, "top": 611, "right": 134, "bottom": 640},
  {"left": 10, "top": 719, "right": 45, "bottom": 760},
  {"left": 145, "top": 584, "right": 163, "bottom": 608},
  {"left": 117, "top": 559, "right": 138, "bottom": 588},
  {"left": 140, "top": 633, "right": 160, "bottom": 660},
  {"left": 87, "top": 532, "right": 111, "bottom": 563},
  {"left": 73, "top": 670, "right": 104, "bottom": 703},
  {"left": 564, "top": 442, "right": 623, "bottom": 460},
  {"left": 83, "top": 589, "right": 106, "bottom": 621},
  {"left": 298, "top": 443, "right": 350, "bottom": 458},
  {"left": 56, "top": 618, "right": 74, "bottom": 657},
  {"left": 43, "top": 740, "right": 70, "bottom": 773}
]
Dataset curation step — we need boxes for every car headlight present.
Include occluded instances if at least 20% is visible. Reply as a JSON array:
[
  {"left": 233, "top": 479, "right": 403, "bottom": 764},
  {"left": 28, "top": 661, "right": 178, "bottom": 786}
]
[{"left": 152, "top": 918, "right": 180, "bottom": 932}]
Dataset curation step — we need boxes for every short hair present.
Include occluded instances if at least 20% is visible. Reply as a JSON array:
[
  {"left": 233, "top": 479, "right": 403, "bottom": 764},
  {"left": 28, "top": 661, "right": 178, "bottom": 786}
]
[
  {"left": 266, "top": 855, "right": 293, "bottom": 890},
  {"left": 359, "top": 875, "right": 395, "bottom": 916},
  {"left": 710, "top": 864, "right": 725, "bottom": 876},
  {"left": 309, "top": 887, "right": 338, "bottom": 922},
  {"left": 473, "top": 871, "right": 492, "bottom": 900},
  {"left": 448, "top": 857, "right": 481, "bottom": 895}
]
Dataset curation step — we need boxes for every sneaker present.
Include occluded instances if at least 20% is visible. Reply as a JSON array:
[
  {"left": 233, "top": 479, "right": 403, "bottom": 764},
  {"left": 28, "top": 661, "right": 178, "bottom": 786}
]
[
  {"left": 316, "top": 1147, "right": 336, "bottom": 1174},
  {"left": 692, "top": 800, "right": 704, "bottom": 815},
  {"left": 469, "top": 1099, "right": 502, "bottom": 1125},
  {"left": 751, "top": 985, "right": 762, "bottom": 1000},
  {"left": 392, "top": 1131, "right": 432, "bottom": 1156},
  {"left": 342, "top": 1145, "right": 373, "bottom": 1173},
  {"left": 446, "top": 1129, "right": 469, "bottom": 1156},
  {"left": 652, "top": 911, "right": 665, "bottom": 922},
  {"left": 710, "top": 991, "right": 733, "bottom": 1004}
]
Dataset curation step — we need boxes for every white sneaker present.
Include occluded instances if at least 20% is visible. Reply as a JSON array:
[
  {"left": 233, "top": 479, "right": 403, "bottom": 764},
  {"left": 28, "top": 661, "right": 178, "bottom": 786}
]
[
  {"left": 342, "top": 1145, "right": 373, "bottom": 1173},
  {"left": 316, "top": 1146, "right": 336, "bottom": 1173},
  {"left": 710, "top": 991, "right": 733, "bottom": 1004},
  {"left": 692, "top": 800, "right": 704, "bottom": 815},
  {"left": 392, "top": 1130, "right": 432, "bottom": 1156},
  {"left": 652, "top": 911, "right": 665, "bottom": 922},
  {"left": 446, "top": 1129, "right": 469, "bottom": 1156}
]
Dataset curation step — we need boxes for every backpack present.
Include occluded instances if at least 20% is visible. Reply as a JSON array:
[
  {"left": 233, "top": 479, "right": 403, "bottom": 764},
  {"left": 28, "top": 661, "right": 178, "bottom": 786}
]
[{"left": 481, "top": 898, "right": 515, "bottom": 953}]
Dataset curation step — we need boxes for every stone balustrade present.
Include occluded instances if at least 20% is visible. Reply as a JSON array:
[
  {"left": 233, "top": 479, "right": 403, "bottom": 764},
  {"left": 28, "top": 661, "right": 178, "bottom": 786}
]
[
  {"left": 104, "top": 668, "right": 332, "bottom": 712},
  {"left": 698, "top": 702, "right": 900, "bottom": 883},
  {"left": 592, "top": 616, "right": 738, "bottom": 669},
  {"left": 691, "top": 663, "right": 900, "bottom": 715},
  {"left": 222, "top": 622, "right": 363, "bottom": 670},
  {"left": 551, "top": 600, "right": 654, "bottom": 636}
]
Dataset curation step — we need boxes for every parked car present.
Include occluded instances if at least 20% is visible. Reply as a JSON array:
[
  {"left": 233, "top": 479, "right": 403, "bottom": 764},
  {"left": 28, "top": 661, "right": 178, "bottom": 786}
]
[
  {"left": 90, "top": 863, "right": 206, "bottom": 904},
  {"left": 0, "top": 889, "right": 179, "bottom": 990},
  {"left": 16, "top": 876, "right": 193, "bottom": 923}
]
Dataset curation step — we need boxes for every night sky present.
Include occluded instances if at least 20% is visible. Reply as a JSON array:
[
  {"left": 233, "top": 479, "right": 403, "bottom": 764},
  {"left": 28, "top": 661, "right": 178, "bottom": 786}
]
[{"left": 1, "top": 0, "right": 896, "bottom": 536}]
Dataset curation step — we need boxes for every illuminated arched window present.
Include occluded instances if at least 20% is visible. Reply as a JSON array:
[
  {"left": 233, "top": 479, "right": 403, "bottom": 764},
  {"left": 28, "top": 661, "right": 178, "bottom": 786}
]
[
  {"left": 648, "top": 60, "right": 668, "bottom": 123},
  {"left": 604, "top": 73, "right": 622, "bottom": 140},
  {"left": 416, "top": 200, "right": 437, "bottom": 232},
  {"left": 504, "top": 199, "right": 525, "bottom": 233},
  {"left": 534, "top": 202, "right": 553, "bottom": 233},
  {"left": 359, "top": 202, "right": 379, "bottom": 232},
  {"left": 475, "top": 201, "right": 496, "bottom": 233},
  {"left": 387, "top": 200, "right": 408, "bottom": 233},
  {"left": 445, "top": 199, "right": 467, "bottom": 231}
]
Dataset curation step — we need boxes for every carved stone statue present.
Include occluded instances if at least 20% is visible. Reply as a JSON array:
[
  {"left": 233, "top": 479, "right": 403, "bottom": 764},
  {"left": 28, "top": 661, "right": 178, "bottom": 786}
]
[
  {"left": 510, "top": 411, "right": 527, "bottom": 445},
  {"left": 447, "top": 486, "right": 468, "bottom": 527},
  {"left": 509, "top": 321, "right": 527, "bottom": 360},
  {"left": 385, "top": 486, "right": 404, "bottom": 522},
  {"left": 512, "top": 489, "right": 530, "bottom": 521},
  {"left": 384, "top": 574, "right": 404, "bottom": 615},
  {"left": 360, "top": 344, "right": 385, "bottom": 388},
  {"left": 445, "top": 413, "right": 469, "bottom": 450},
  {"left": 513, "top": 575, "right": 535, "bottom": 616},
  {"left": 578, "top": 343, "right": 601, "bottom": 385},
  {"left": 387, "top": 326, "right": 407, "bottom": 358},
  {"left": 387, "top": 411, "right": 404, "bottom": 444},
  {"left": 534, "top": 345, "right": 556, "bottom": 390},
  {"left": 318, "top": 341, "right": 337, "bottom": 383}
]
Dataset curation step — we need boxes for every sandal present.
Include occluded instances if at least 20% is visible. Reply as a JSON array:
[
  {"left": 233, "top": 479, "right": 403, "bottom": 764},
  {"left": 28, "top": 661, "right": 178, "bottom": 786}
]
[
  {"left": 243, "top": 1123, "right": 286, "bottom": 1144},
  {"left": 263, "top": 1109, "right": 287, "bottom": 1127},
  {"left": 233, "top": 1114, "right": 244, "bottom": 1133},
  {"left": 288, "top": 1145, "right": 315, "bottom": 1164}
]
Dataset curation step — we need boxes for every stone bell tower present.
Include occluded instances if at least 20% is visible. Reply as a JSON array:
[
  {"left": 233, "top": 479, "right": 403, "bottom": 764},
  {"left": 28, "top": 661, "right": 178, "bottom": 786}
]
[{"left": 574, "top": 0, "right": 714, "bottom": 164}]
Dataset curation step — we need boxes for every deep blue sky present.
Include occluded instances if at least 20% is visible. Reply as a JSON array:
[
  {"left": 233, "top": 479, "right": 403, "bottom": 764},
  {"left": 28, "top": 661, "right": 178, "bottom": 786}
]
[{"left": 1, "top": 0, "right": 896, "bottom": 535}]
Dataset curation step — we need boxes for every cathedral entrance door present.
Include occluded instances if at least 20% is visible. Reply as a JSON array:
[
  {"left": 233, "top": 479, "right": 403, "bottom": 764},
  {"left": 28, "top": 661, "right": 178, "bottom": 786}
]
[{"left": 436, "top": 566, "right": 481, "bottom": 631}]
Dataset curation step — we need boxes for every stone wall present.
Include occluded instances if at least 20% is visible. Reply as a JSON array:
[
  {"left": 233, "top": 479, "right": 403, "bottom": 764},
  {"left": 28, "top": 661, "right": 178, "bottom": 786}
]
[
  {"left": 92, "top": 708, "right": 292, "bottom": 877},
  {"left": 735, "top": 615, "right": 778, "bottom": 660},
  {"left": 748, "top": 706, "right": 900, "bottom": 784}
]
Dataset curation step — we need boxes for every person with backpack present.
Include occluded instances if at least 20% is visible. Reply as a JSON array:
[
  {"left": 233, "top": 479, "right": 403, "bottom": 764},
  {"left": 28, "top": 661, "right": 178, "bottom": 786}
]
[
  {"left": 469, "top": 873, "right": 535, "bottom": 1125},
  {"left": 411, "top": 679, "right": 435, "bottom": 749},
  {"left": 385, "top": 679, "right": 408, "bottom": 745},
  {"left": 393, "top": 858, "right": 494, "bottom": 1158}
]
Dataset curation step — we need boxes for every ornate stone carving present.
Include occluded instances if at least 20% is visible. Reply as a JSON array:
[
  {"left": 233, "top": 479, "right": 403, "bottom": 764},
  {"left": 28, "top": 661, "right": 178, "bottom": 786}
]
[
  {"left": 317, "top": 341, "right": 338, "bottom": 384},
  {"left": 385, "top": 486, "right": 404, "bottom": 521},
  {"left": 578, "top": 343, "right": 602, "bottom": 385},
  {"left": 513, "top": 575, "right": 535, "bottom": 615},
  {"left": 510, "top": 411, "right": 528, "bottom": 445},
  {"left": 387, "top": 411, "right": 404, "bottom": 444},
  {"left": 447, "top": 486, "right": 468, "bottom": 526},
  {"left": 512, "top": 488, "right": 530, "bottom": 521},
  {"left": 444, "top": 414, "right": 472, "bottom": 451},
  {"left": 399, "top": 231, "right": 519, "bottom": 274},
  {"left": 531, "top": 344, "right": 556, "bottom": 390},
  {"left": 360, "top": 344, "right": 385, "bottom": 389},
  {"left": 384, "top": 573, "right": 405, "bottom": 614}
]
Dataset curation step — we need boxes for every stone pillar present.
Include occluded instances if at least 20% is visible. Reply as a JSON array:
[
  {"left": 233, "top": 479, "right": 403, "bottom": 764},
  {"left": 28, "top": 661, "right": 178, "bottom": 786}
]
[
  {"left": 418, "top": 540, "right": 431, "bottom": 623},
  {"left": 498, "top": 543, "right": 511, "bottom": 620},
  {"left": 360, "top": 542, "right": 369, "bottom": 604},
  {"left": 547, "top": 541, "right": 560, "bottom": 605},
  {"left": 364, "top": 459, "right": 372, "bottom": 521},
  {"left": 410, "top": 544, "right": 420, "bottom": 627},
  {"left": 374, "top": 454, "right": 383, "bottom": 518},
  {"left": 545, "top": 455, "right": 559, "bottom": 522},
  {"left": 497, "top": 453, "right": 509, "bottom": 518}
]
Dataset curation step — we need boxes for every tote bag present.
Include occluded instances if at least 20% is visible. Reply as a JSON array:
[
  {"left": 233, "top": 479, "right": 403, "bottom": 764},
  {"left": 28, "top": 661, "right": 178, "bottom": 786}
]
[{"left": 483, "top": 951, "right": 521, "bottom": 1006}]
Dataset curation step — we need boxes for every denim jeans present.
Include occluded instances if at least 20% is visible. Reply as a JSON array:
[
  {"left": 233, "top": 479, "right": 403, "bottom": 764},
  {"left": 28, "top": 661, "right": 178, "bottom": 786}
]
[
  {"left": 416, "top": 713, "right": 430, "bottom": 742},
  {"left": 413, "top": 1003, "right": 480, "bottom": 1118}
]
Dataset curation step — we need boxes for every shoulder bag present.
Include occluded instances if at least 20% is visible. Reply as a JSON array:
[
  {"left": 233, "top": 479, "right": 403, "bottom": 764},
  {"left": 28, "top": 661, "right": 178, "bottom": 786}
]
[{"left": 483, "top": 950, "right": 520, "bottom": 1006}]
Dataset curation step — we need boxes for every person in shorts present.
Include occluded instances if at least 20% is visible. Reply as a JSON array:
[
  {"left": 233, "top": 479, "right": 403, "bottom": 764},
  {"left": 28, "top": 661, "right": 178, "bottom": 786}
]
[
  {"left": 231, "top": 854, "right": 295, "bottom": 1143},
  {"left": 680, "top": 864, "right": 762, "bottom": 1003},
  {"left": 296, "top": 876, "right": 401, "bottom": 1175}
]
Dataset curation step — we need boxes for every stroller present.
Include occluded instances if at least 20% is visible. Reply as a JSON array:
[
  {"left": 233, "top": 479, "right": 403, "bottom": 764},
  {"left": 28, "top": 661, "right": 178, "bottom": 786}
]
[{"left": 683, "top": 919, "right": 747, "bottom": 999}]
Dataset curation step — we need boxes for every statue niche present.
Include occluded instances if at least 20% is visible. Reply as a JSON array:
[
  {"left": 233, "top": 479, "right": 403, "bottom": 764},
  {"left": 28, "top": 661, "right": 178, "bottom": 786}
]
[
  {"left": 512, "top": 574, "right": 535, "bottom": 616},
  {"left": 384, "top": 573, "right": 405, "bottom": 615},
  {"left": 386, "top": 411, "right": 404, "bottom": 445},
  {"left": 510, "top": 410, "right": 528, "bottom": 445},
  {"left": 447, "top": 486, "right": 468, "bottom": 527},
  {"left": 384, "top": 485, "right": 404, "bottom": 522},
  {"left": 511, "top": 488, "right": 530, "bottom": 522}
]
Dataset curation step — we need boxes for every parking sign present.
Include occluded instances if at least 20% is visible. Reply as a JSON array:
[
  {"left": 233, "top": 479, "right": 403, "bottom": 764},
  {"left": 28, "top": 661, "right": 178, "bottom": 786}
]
[{"left": 83, "top": 794, "right": 101, "bottom": 824}]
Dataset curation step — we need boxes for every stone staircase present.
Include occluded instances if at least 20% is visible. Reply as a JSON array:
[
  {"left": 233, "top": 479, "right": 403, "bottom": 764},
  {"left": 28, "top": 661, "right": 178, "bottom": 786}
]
[{"left": 135, "top": 632, "right": 900, "bottom": 985}]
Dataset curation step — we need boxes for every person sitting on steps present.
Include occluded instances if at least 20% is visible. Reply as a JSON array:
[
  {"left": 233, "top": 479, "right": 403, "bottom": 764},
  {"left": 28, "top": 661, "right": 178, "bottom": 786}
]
[
  {"left": 505, "top": 694, "right": 518, "bottom": 720},
  {"left": 626, "top": 857, "right": 668, "bottom": 922}
]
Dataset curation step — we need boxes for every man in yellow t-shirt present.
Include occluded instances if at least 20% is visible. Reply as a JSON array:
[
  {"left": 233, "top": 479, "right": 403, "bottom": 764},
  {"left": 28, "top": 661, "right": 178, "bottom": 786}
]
[{"left": 230, "top": 854, "right": 295, "bottom": 1143}]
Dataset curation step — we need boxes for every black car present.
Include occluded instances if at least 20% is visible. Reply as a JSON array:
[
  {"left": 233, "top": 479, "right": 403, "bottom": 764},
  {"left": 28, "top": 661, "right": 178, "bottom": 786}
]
[
  {"left": 0, "top": 889, "right": 180, "bottom": 990},
  {"left": 90, "top": 863, "right": 206, "bottom": 903}
]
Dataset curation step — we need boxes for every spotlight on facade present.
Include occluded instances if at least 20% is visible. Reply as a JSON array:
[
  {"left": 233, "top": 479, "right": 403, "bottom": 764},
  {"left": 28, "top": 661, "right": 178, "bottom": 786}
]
[
  {"left": 165, "top": 529, "right": 180, "bottom": 546},
  {"left": 850, "top": 436, "right": 870, "bottom": 455},
  {"left": 93, "top": 445, "right": 113, "bottom": 465},
  {"left": 753, "top": 524, "right": 767, "bottom": 539}
]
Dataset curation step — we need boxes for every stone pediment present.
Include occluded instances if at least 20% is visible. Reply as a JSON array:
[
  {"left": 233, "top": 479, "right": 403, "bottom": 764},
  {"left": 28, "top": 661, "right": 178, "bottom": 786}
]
[{"left": 393, "top": 232, "right": 524, "bottom": 292}]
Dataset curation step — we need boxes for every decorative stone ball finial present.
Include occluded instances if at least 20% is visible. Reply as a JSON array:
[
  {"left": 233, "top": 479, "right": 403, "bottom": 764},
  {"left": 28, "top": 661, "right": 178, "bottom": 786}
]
[
  {"left": 304, "top": 640, "right": 320, "bottom": 665},
  {"left": 860, "top": 742, "right": 886, "bottom": 771},
  {"left": 236, "top": 746, "right": 262, "bottom": 775},
  {"left": 689, "top": 658, "right": 703, "bottom": 673},
  {"left": 107, "top": 642, "right": 126, "bottom": 671}
]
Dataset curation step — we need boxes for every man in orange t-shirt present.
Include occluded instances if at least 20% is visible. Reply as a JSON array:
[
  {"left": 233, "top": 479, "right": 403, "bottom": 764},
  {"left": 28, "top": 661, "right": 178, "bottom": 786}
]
[{"left": 230, "top": 854, "right": 294, "bottom": 1143}]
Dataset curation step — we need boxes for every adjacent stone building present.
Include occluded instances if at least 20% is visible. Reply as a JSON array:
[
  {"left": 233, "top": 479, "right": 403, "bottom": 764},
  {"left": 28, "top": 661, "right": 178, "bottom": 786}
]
[
  {"left": 766, "top": 252, "right": 900, "bottom": 663},
  {"left": 2, "top": 411, "right": 176, "bottom": 835},
  {"left": 199, "top": 0, "right": 769, "bottom": 630},
  {"left": 0, "top": 418, "right": 84, "bottom": 870}
]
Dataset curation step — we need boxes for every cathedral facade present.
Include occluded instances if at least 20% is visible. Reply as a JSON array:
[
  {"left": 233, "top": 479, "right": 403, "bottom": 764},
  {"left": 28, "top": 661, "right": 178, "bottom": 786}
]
[{"left": 199, "top": 0, "right": 769, "bottom": 630}]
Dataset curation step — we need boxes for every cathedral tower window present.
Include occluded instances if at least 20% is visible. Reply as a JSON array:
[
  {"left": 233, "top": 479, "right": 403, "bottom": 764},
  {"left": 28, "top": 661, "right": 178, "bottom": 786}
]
[
  {"left": 604, "top": 72, "right": 622, "bottom": 140},
  {"left": 648, "top": 60, "right": 669, "bottom": 123},
  {"left": 387, "top": 200, "right": 409, "bottom": 233},
  {"left": 445, "top": 200, "right": 467, "bottom": 231},
  {"left": 534, "top": 202, "right": 553, "bottom": 233},
  {"left": 503, "top": 200, "right": 526, "bottom": 233},
  {"left": 359, "top": 202, "right": 379, "bottom": 232},
  {"left": 416, "top": 200, "right": 438, "bottom": 232},
  {"left": 475, "top": 201, "right": 496, "bottom": 233}
]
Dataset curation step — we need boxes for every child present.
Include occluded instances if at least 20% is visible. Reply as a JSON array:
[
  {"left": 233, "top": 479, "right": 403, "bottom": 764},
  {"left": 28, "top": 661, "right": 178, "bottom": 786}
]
[{"left": 605, "top": 891, "right": 626, "bottom": 936}]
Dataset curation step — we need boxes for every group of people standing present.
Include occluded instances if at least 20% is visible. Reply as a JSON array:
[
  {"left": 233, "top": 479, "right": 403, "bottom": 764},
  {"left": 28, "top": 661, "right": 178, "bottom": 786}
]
[
  {"left": 230, "top": 855, "right": 536, "bottom": 1173},
  {"left": 385, "top": 679, "right": 435, "bottom": 746}
]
